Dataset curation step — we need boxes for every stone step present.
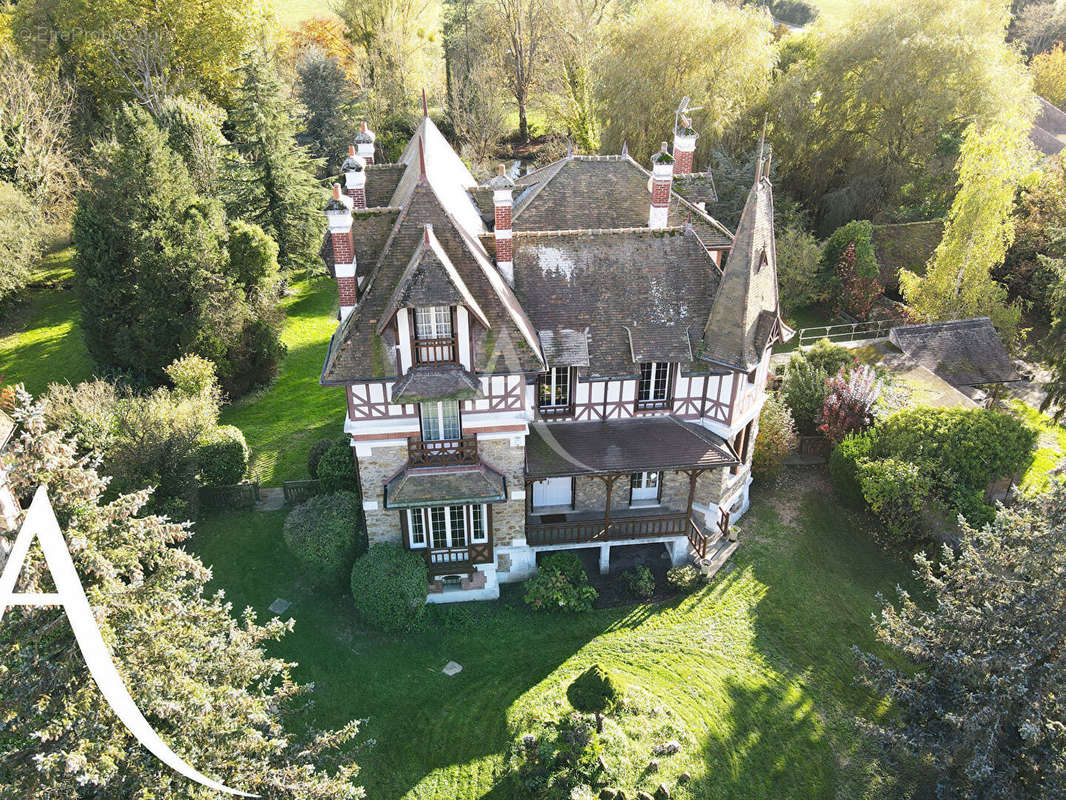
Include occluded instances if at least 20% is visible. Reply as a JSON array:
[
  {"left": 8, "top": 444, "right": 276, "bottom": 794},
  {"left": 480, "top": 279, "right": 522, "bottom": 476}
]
[{"left": 692, "top": 537, "right": 739, "bottom": 580}]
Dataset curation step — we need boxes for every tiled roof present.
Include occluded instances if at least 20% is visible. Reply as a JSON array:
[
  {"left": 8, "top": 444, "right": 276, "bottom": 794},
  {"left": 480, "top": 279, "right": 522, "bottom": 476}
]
[
  {"left": 513, "top": 227, "right": 721, "bottom": 378},
  {"left": 538, "top": 329, "right": 590, "bottom": 368},
  {"left": 525, "top": 417, "right": 738, "bottom": 479},
  {"left": 888, "top": 317, "right": 1020, "bottom": 387},
  {"left": 385, "top": 463, "right": 507, "bottom": 507},
  {"left": 510, "top": 156, "right": 732, "bottom": 247},
  {"left": 321, "top": 181, "right": 544, "bottom": 384},
  {"left": 626, "top": 323, "right": 693, "bottom": 363},
  {"left": 365, "top": 164, "right": 406, "bottom": 208},
  {"left": 702, "top": 176, "right": 790, "bottom": 371},
  {"left": 1031, "top": 97, "right": 1066, "bottom": 156},
  {"left": 391, "top": 366, "right": 482, "bottom": 403},
  {"left": 319, "top": 208, "right": 400, "bottom": 278}
]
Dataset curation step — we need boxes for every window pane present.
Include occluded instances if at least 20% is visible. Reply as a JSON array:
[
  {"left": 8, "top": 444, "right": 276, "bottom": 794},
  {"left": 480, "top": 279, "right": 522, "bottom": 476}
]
[
  {"left": 538, "top": 375, "right": 552, "bottom": 406},
  {"left": 471, "top": 505, "right": 487, "bottom": 542},
  {"left": 409, "top": 510, "right": 426, "bottom": 547},
  {"left": 450, "top": 506, "right": 467, "bottom": 547},
  {"left": 430, "top": 507, "right": 447, "bottom": 549},
  {"left": 647, "top": 472, "right": 659, "bottom": 488},
  {"left": 654, "top": 363, "right": 669, "bottom": 399},
  {"left": 639, "top": 362, "right": 653, "bottom": 401},
  {"left": 435, "top": 306, "right": 452, "bottom": 337},
  {"left": 440, "top": 400, "right": 460, "bottom": 439},
  {"left": 555, "top": 367, "right": 570, "bottom": 405},
  {"left": 420, "top": 402, "right": 441, "bottom": 440},
  {"left": 415, "top": 307, "right": 433, "bottom": 339}
]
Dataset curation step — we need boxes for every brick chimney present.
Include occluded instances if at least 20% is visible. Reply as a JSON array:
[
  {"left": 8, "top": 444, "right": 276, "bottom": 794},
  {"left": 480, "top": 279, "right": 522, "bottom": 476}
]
[
  {"left": 325, "top": 184, "right": 357, "bottom": 320},
  {"left": 489, "top": 164, "right": 516, "bottom": 286},
  {"left": 341, "top": 146, "right": 367, "bottom": 209},
  {"left": 673, "top": 116, "right": 698, "bottom": 175},
  {"left": 649, "top": 142, "right": 674, "bottom": 230},
  {"left": 355, "top": 121, "right": 376, "bottom": 164}
]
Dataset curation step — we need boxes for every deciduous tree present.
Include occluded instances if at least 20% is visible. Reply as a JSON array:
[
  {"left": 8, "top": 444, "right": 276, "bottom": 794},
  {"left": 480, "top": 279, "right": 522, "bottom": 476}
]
[{"left": 1032, "top": 43, "right": 1066, "bottom": 109}]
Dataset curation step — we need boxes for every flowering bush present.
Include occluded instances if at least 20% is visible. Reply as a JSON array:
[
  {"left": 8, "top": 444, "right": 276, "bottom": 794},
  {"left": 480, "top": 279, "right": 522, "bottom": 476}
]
[
  {"left": 818, "top": 365, "right": 881, "bottom": 445},
  {"left": 837, "top": 242, "right": 881, "bottom": 319},
  {"left": 524, "top": 552, "right": 598, "bottom": 613},
  {"left": 822, "top": 219, "right": 880, "bottom": 319},
  {"left": 752, "top": 394, "right": 798, "bottom": 479}
]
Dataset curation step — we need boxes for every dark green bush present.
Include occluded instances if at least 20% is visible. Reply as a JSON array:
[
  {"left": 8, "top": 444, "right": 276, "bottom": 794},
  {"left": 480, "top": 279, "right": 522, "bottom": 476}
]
[
  {"left": 525, "top": 552, "right": 598, "bottom": 613},
  {"left": 804, "top": 338, "right": 854, "bottom": 377},
  {"left": 856, "top": 457, "right": 930, "bottom": 541},
  {"left": 567, "top": 665, "right": 620, "bottom": 714},
  {"left": 318, "top": 439, "right": 358, "bottom": 493},
  {"left": 283, "top": 491, "right": 363, "bottom": 589},
  {"left": 307, "top": 436, "right": 342, "bottom": 479},
  {"left": 350, "top": 544, "right": 428, "bottom": 632},
  {"left": 619, "top": 565, "right": 655, "bottom": 599},
  {"left": 666, "top": 565, "right": 703, "bottom": 593},
  {"left": 829, "top": 432, "right": 875, "bottom": 507},
  {"left": 768, "top": 0, "right": 818, "bottom": 26},
  {"left": 507, "top": 714, "right": 603, "bottom": 799},
  {"left": 781, "top": 356, "right": 830, "bottom": 435},
  {"left": 197, "top": 425, "right": 249, "bottom": 486}
]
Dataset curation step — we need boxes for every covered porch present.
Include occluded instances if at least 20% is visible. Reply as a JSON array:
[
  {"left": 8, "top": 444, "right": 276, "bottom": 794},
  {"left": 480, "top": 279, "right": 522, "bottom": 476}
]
[{"left": 524, "top": 417, "right": 740, "bottom": 561}]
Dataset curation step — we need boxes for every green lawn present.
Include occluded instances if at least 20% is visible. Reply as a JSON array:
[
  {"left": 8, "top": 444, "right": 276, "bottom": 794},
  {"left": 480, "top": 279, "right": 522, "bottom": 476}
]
[
  {"left": 1011, "top": 401, "right": 1066, "bottom": 495},
  {"left": 0, "top": 246, "right": 93, "bottom": 396},
  {"left": 193, "top": 472, "right": 923, "bottom": 799},
  {"left": 221, "top": 273, "right": 346, "bottom": 485}
]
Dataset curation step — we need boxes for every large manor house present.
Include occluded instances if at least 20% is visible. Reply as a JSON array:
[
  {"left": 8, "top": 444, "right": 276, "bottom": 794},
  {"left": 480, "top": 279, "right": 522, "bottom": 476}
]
[{"left": 320, "top": 107, "right": 791, "bottom": 602}]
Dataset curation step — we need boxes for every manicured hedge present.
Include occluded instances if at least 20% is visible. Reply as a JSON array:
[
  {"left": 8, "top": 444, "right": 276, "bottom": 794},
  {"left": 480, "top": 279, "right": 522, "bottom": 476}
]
[
  {"left": 198, "top": 425, "right": 249, "bottom": 487},
  {"left": 567, "top": 664, "right": 620, "bottom": 714},
  {"left": 283, "top": 491, "right": 364, "bottom": 589},
  {"left": 318, "top": 439, "right": 358, "bottom": 493},
  {"left": 350, "top": 544, "right": 428, "bottom": 632}
]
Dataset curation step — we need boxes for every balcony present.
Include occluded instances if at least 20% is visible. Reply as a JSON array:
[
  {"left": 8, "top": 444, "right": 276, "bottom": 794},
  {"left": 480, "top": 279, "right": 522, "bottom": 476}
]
[
  {"left": 526, "top": 508, "right": 721, "bottom": 558},
  {"left": 414, "top": 336, "right": 457, "bottom": 365},
  {"left": 634, "top": 396, "right": 672, "bottom": 412},
  {"left": 426, "top": 542, "right": 493, "bottom": 577},
  {"left": 538, "top": 402, "right": 574, "bottom": 419},
  {"left": 407, "top": 435, "right": 479, "bottom": 468}
]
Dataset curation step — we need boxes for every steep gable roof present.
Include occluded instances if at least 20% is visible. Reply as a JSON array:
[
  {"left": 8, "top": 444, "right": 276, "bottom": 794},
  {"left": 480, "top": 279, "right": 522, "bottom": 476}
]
[
  {"left": 701, "top": 170, "right": 791, "bottom": 372},
  {"left": 377, "top": 223, "right": 490, "bottom": 333},
  {"left": 510, "top": 155, "right": 733, "bottom": 247}
]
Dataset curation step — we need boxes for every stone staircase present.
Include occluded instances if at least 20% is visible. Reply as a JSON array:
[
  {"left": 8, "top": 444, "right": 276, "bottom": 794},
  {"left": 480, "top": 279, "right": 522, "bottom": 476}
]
[{"left": 693, "top": 536, "right": 739, "bottom": 580}]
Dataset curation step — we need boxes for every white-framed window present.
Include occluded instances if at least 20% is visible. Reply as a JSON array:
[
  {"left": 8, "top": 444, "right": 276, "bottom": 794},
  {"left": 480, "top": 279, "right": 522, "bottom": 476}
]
[
  {"left": 538, "top": 366, "right": 571, "bottom": 409},
  {"left": 408, "top": 504, "right": 489, "bottom": 549},
  {"left": 531, "top": 477, "right": 573, "bottom": 509},
  {"left": 638, "top": 362, "right": 671, "bottom": 403},
  {"left": 420, "top": 400, "right": 461, "bottom": 441},
  {"left": 630, "top": 471, "right": 661, "bottom": 505},
  {"left": 415, "top": 305, "right": 452, "bottom": 339}
]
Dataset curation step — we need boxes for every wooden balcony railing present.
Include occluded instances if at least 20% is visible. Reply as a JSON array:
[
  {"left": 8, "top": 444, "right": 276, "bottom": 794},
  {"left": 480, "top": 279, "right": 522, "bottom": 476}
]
[
  {"left": 634, "top": 396, "right": 672, "bottom": 412},
  {"left": 526, "top": 511, "right": 689, "bottom": 547},
  {"left": 426, "top": 542, "right": 493, "bottom": 575},
  {"left": 538, "top": 403, "right": 574, "bottom": 419},
  {"left": 408, "top": 435, "right": 479, "bottom": 468},
  {"left": 414, "top": 336, "right": 457, "bottom": 365},
  {"left": 688, "top": 519, "right": 709, "bottom": 559}
]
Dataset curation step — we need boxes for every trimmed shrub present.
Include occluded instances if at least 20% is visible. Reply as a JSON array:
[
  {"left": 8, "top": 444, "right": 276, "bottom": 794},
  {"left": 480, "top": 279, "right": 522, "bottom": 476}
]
[
  {"left": 666, "top": 564, "right": 702, "bottom": 593},
  {"left": 828, "top": 432, "right": 874, "bottom": 507},
  {"left": 283, "top": 491, "right": 363, "bottom": 589},
  {"left": 525, "top": 552, "right": 598, "bottom": 613},
  {"left": 857, "top": 458, "right": 930, "bottom": 541},
  {"left": 782, "top": 355, "right": 829, "bottom": 435},
  {"left": 350, "top": 543, "right": 428, "bottom": 632},
  {"left": 318, "top": 439, "right": 358, "bottom": 493},
  {"left": 307, "top": 436, "right": 341, "bottom": 479},
  {"left": 198, "top": 425, "right": 249, "bottom": 486},
  {"left": 166, "top": 354, "right": 220, "bottom": 399},
  {"left": 567, "top": 665, "right": 620, "bottom": 714},
  {"left": 619, "top": 565, "right": 655, "bottom": 599},
  {"left": 804, "top": 339, "right": 855, "bottom": 379},
  {"left": 752, "top": 394, "right": 798, "bottom": 480}
]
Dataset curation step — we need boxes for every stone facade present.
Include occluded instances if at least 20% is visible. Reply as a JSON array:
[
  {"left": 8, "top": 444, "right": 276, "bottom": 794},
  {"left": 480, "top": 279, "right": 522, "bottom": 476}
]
[
  {"left": 354, "top": 442, "right": 407, "bottom": 546},
  {"left": 479, "top": 437, "right": 525, "bottom": 547},
  {"left": 571, "top": 467, "right": 731, "bottom": 514}
]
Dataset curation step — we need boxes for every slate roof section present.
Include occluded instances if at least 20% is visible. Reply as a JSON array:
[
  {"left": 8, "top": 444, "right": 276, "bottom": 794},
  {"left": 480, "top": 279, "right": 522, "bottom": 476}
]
[
  {"left": 888, "top": 317, "right": 1021, "bottom": 387},
  {"left": 538, "top": 329, "right": 591, "bottom": 368},
  {"left": 378, "top": 224, "right": 490, "bottom": 333},
  {"left": 322, "top": 180, "right": 545, "bottom": 384},
  {"left": 626, "top": 323, "right": 693, "bottom": 363},
  {"left": 365, "top": 164, "right": 407, "bottom": 208},
  {"left": 391, "top": 366, "right": 483, "bottom": 403},
  {"left": 385, "top": 464, "right": 507, "bottom": 507},
  {"left": 1031, "top": 96, "right": 1066, "bottom": 157},
  {"left": 702, "top": 174, "right": 791, "bottom": 371},
  {"left": 525, "top": 417, "right": 738, "bottom": 479},
  {"left": 510, "top": 156, "right": 732, "bottom": 247},
  {"left": 320, "top": 208, "right": 400, "bottom": 278},
  {"left": 513, "top": 227, "right": 721, "bottom": 378}
]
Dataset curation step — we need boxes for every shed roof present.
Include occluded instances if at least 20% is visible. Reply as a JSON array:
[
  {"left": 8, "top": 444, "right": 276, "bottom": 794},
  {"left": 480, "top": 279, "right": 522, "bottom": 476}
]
[
  {"left": 385, "top": 464, "right": 507, "bottom": 508},
  {"left": 525, "top": 417, "right": 738, "bottom": 479},
  {"left": 391, "top": 366, "right": 482, "bottom": 403},
  {"left": 888, "top": 317, "right": 1020, "bottom": 387}
]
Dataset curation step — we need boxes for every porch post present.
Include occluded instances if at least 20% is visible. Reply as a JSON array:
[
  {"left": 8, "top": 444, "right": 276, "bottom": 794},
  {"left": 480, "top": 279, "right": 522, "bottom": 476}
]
[
  {"left": 685, "top": 470, "right": 699, "bottom": 520},
  {"left": 603, "top": 474, "right": 616, "bottom": 537}
]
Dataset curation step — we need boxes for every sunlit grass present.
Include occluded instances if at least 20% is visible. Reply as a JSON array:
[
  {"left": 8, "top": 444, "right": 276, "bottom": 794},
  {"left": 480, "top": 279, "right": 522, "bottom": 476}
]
[{"left": 1011, "top": 400, "right": 1066, "bottom": 495}]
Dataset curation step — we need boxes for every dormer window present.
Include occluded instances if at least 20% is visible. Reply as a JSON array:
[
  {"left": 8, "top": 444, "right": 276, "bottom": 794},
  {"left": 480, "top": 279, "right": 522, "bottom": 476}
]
[
  {"left": 413, "top": 305, "right": 455, "bottom": 364},
  {"left": 637, "top": 362, "right": 673, "bottom": 410},
  {"left": 537, "top": 367, "right": 573, "bottom": 417}
]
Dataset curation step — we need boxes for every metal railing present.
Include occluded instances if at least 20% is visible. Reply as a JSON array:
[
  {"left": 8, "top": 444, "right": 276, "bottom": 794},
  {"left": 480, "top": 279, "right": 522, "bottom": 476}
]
[
  {"left": 408, "top": 435, "right": 479, "bottom": 468},
  {"left": 796, "top": 318, "right": 898, "bottom": 347}
]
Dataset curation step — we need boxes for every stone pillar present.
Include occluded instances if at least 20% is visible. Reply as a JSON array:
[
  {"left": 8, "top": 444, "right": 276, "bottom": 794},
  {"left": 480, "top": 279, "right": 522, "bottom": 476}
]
[
  {"left": 324, "top": 184, "right": 356, "bottom": 320},
  {"left": 341, "top": 146, "right": 367, "bottom": 209},
  {"left": 599, "top": 543, "right": 611, "bottom": 576},
  {"left": 649, "top": 142, "right": 674, "bottom": 230}
]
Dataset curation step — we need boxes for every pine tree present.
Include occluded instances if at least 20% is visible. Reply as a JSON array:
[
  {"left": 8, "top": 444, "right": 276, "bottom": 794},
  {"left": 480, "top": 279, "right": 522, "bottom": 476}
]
[
  {"left": 0, "top": 394, "right": 363, "bottom": 799},
  {"left": 73, "top": 106, "right": 240, "bottom": 382},
  {"left": 227, "top": 56, "right": 325, "bottom": 271}
]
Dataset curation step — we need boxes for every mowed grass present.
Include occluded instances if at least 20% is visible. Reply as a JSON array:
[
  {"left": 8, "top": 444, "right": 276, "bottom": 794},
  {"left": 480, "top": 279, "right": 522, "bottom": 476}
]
[
  {"left": 0, "top": 246, "right": 93, "bottom": 396},
  {"left": 1012, "top": 400, "right": 1066, "bottom": 495},
  {"left": 221, "top": 273, "right": 346, "bottom": 485},
  {"left": 193, "top": 472, "right": 922, "bottom": 799}
]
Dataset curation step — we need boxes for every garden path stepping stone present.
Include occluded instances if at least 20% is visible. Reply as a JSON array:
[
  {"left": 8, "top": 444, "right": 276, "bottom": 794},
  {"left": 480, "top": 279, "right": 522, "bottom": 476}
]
[
  {"left": 442, "top": 661, "right": 463, "bottom": 676},
  {"left": 268, "top": 598, "right": 292, "bottom": 615}
]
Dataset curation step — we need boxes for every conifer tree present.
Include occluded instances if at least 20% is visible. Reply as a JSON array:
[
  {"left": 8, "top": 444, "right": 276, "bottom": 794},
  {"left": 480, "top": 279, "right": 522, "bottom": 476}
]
[{"left": 227, "top": 56, "right": 325, "bottom": 271}]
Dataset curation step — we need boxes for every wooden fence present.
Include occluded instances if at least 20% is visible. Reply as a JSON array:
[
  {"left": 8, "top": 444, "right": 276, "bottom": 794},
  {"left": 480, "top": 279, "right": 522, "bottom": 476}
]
[
  {"left": 282, "top": 479, "right": 321, "bottom": 505},
  {"left": 199, "top": 481, "right": 260, "bottom": 512}
]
